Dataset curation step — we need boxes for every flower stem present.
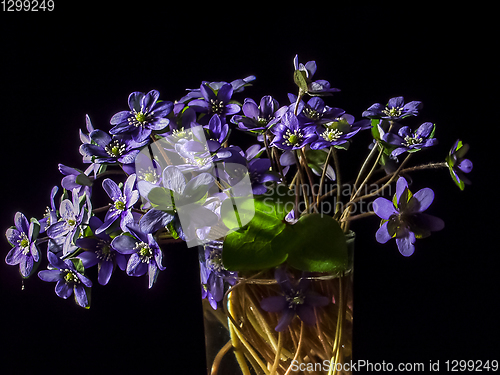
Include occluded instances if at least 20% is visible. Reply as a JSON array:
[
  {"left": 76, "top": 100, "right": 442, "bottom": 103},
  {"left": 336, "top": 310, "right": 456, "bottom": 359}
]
[
  {"left": 149, "top": 135, "right": 172, "bottom": 166},
  {"left": 284, "top": 322, "right": 304, "bottom": 375},
  {"left": 269, "top": 331, "right": 283, "bottom": 375},
  {"left": 293, "top": 151, "right": 311, "bottom": 213},
  {"left": 350, "top": 153, "right": 412, "bottom": 204},
  {"left": 300, "top": 147, "right": 317, "bottom": 203},
  {"left": 340, "top": 211, "right": 376, "bottom": 222},
  {"left": 211, "top": 340, "right": 232, "bottom": 375},
  {"left": 227, "top": 292, "right": 252, "bottom": 375},
  {"left": 331, "top": 148, "right": 342, "bottom": 216},
  {"left": 263, "top": 131, "right": 277, "bottom": 172},
  {"left": 352, "top": 143, "right": 379, "bottom": 194},
  {"left": 317, "top": 147, "right": 333, "bottom": 207},
  {"left": 90, "top": 168, "right": 126, "bottom": 181},
  {"left": 350, "top": 142, "right": 384, "bottom": 201},
  {"left": 294, "top": 90, "right": 305, "bottom": 116},
  {"left": 92, "top": 204, "right": 111, "bottom": 214},
  {"left": 328, "top": 276, "right": 346, "bottom": 375},
  {"left": 371, "top": 161, "right": 447, "bottom": 187},
  {"left": 35, "top": 236, "right": 50, "bottom": 245}
]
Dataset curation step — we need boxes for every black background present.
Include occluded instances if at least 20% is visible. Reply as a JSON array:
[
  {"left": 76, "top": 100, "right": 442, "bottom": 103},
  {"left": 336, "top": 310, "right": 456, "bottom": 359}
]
[{"left": 1, "top": 4, "right": 497, "bottom": 374}]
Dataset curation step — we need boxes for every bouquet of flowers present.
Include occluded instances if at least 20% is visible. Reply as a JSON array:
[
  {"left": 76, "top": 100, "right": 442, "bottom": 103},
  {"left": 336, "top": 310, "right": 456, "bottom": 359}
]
[{"left": 5, "top": 55, "right": 472, "bottom": 374}]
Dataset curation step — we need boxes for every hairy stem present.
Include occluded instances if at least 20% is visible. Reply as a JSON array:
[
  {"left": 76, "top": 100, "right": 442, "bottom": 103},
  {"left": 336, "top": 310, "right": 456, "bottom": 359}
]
[
  {"left": 317, "top": 147, "right": 334, "bottom": 207},
  {"left": 331, "top": 148, "right": 342, "bottom": 216}
]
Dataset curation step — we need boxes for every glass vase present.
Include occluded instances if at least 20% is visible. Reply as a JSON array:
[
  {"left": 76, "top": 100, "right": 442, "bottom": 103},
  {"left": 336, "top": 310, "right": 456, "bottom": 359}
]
[{"left": 200, "top": 232, "right": 355, "bottom": 375}]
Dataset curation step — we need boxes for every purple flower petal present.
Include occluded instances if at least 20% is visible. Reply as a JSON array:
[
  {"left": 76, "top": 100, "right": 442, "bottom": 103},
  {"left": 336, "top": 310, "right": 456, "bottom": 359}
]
[
  {"left": 217, "top": 83, "right": 233, "bottom": 103},
  {"left": 411, "top": 187, "right": 434, "bottom": 213},
  {"left": 155, "top": 251, "right": 166, "bottom": 274},
  {"left": 110, "top": 110, "right": 131, "bottom": 125},
  {"left": 305, "top": 294, "right": 330, "bottom": 307},
  {"left": 15, "top": 212, "right": 29, "bottom": 234},
  {"left": 128, "top": 92, "right": 144, "bottom": 112},
  {"left": 58, "top": 199, "right": 75, "bottom": 221},
  {"left": 260, "top": 296, "right": 287, "bottom": 312},
  {"left": 415, "top": 122, "right": 433, "bottom": 138},
  {"left": 142, "top": 90, "right": 160, "bottom": 111},
  {"left": 77, "top": 250, "right": 99, "bottom": 268},
  {"left": 242, "top": 100, "right": 259, "bottom": 118},
  {"left": 413, "top": 213, "right": 445, "bottom": 232},
  {"left": 275, "top": 309, "right": 296, "bottom": 332},
  {"left": 116, "top": 253, "right": 128, "bottom": 271},
  {"left": 30, "top": 242, "right": 39, "bottom": 262},
  {"left": 395, "top": 177, "right": 409, "bottom": 204},
  {"left": 139, "top": 209, "right": 174, "bottom": 234},
  {"left": 397, "top": 126, "right": 412, "bottom": 138},
  {"left": 111, "top": 235, "right": 138, "bottom": 254},
  {"left": 19, "top": 257, "right": 34, "bottom": 278},
  {"left": 102, "top": 179, "right": 122, "bottom": 201},
  {"left": 38, "top": 269, "right": 62, "bottom": 282},
  {"left": 77, "top": 273, "right": 93, "bottom": 288},
  {"left": 5, "top": 247, "right": 23, "bottom": 265},
  {"left": 47, "top": 221, "right": 68, "bottom": 239},
  {"left": 396, "top": 230, "right": 416, "bottom": 256},
  {"left": 74, "top": 284, "right": 89, "bottom": 307},
  {"left": 375, "top": 222, "right": 393, "bottom": 244},
  {"left": 6, "top": 228, "right": 20, "bottom": 245},
  {"left": 55, "top": 280, "right": 73, "bottom": 299},
  {"left": 148, "top": 261, "right": 159, "bottom": 288},
  {"left": 148, "top": 118, "right": 170, "bottom": 131},
  {"left": 80, "top": 144, "right": 109, "bottom": 158},
  {"left": 457, "top": 158, "right": 473, "bottom": 173},
  {"left": 98, "top": 260, "right": 114, "bottom": 285},
  {"left": 388, "top": 96, "right": 404, "bottom": 109},
  {"left": 296, "top": 304, "right": 316, "bottom": 326},
  {"left": 119, "top": 210, "right": 136, "bottom": 233},
  {"left": 126, "top": 253, "right": 148, "bottom": 276},
  {"left": 373, "top": 197, "right": 398, "bottom": 220},
  {"left": 163, "top": 166, "right": 186, "bottom": 195},
  {"left": 89, "top": 129, "right": 112, "bottom": 147},
  {"left": 200, "top": 84, "right": 215, "bottom": 102}
]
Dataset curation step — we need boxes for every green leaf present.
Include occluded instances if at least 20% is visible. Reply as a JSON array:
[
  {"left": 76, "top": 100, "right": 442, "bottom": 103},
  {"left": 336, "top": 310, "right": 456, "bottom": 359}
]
[
  {"left": 29, "top": 217, "right": 40, "bottom": 241},
  {"left": 75, "top": 173, "right": 93, "bottom": 187},
  {"left": 148, "top": 187, "right": 174, "bottom": 212},
  {"left": 371, "top": 119, "right": 381, "bottom": 140},
  {"left": 305, "top": 149, "right": 328, "bottom": 165},
  {"left": 70, "top": 257, "right": 85, "bottom": 275},
  {"left": 428, "top": 123, "right": 436, "bottom": 139},
  {"left": 167, "top": 221, "right": 180, "bottom": 239},
  {"left": 293, "top": 70, "right": 309, "bottom": 92},
  {"left": 222, "top": 194, "right": 294, "bottom": 271},
  {"left": 285, "top": 214, "right": 348, "bottom": 273},
  {"left": 220, "top": 196, "right": 256, "bottom": 232}
]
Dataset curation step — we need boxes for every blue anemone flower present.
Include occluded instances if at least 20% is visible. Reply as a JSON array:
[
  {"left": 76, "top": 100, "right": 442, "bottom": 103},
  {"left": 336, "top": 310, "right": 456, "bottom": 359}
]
[
  {"left": 446, "top": 139, "right": 473, "bottom": 190},
  {"left": 110, "top": 90, "right": 173, "bottom": 142},
  {"left": 111, "top": 225, "right": 165, "bottom": 288},
  {"left": 232, "top": 96, "right": 287, "bottom": 132},
  {"left": 270, "top": 112, "right": 317, "bottom": 150},
  {"left": 362, "top": 96, "right": 422, "bottom": 121},
  {"left": 5, "top": 212, "right": 40, "bottom": 278},
  {"left": 38, "top": 252, "right": 92, "bottom": 308},
  {"left": 373, "top": 176, "right": 444, "bottom": 256},
  {"left": 383, "top": 122, "right": 438, "bottom": 157},
  {"left": 260, "top": 267, "right": 330, "bottom": 332},
  {"left": 76, "top": 216, "right": 128, "bottom": 285},
  {"left": 96, "top": 174, "right": 139, "bottom": 234},
  {"left": 189, "top": 82, "right": 241, "bottom": 119}
]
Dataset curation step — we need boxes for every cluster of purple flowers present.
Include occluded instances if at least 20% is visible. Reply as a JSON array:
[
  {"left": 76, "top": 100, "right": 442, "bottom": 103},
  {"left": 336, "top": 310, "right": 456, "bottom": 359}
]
[{"left": 4, "top": 55, "right": 471, "bottom": 319}]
